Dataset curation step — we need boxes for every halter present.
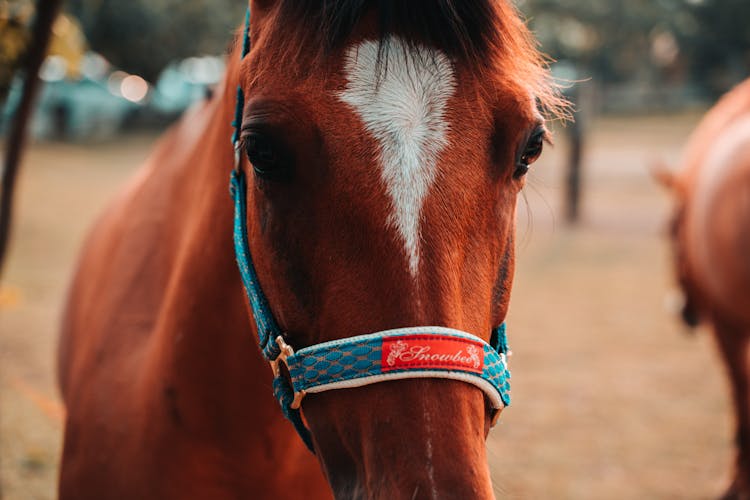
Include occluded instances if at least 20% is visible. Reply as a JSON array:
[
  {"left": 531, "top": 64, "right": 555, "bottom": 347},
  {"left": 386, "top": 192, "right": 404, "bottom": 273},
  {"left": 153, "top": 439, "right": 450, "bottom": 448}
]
[{"left": 229, "top": 7, "right": 511, "bottom": 453}]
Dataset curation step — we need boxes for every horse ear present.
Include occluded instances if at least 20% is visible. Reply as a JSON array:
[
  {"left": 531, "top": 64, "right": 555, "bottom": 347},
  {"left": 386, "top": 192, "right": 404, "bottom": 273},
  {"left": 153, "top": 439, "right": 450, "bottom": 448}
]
[{"left": 650, "top": 160, "right": 677, "bottom": 191}]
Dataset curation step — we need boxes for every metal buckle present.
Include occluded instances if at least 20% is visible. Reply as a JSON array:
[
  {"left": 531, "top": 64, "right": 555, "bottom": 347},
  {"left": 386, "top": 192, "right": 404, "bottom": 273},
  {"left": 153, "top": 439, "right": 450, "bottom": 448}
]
[
  {"left": 269, "top": 335, "right": 294, "bottom": 376},
  {"left": 269, "top": 336, "right": 307, "bottom": 410}
]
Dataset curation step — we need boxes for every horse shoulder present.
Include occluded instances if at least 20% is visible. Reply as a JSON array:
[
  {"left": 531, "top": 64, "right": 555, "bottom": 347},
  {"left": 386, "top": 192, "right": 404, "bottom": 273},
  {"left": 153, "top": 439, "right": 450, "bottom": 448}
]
[{"left": 58, "top": 101, "right": 214, "bottom": 399}]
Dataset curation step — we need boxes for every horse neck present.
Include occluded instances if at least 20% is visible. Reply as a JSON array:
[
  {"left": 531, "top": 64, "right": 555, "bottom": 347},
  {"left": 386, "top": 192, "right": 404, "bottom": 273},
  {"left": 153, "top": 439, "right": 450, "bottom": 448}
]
[{"left": 143, "top": 54, "right": 287, "bottom": 440}]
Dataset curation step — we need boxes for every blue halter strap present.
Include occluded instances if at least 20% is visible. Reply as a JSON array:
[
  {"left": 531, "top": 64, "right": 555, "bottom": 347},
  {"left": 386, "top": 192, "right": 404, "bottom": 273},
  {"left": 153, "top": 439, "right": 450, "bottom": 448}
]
[{"left": 229, "top": 8, "right": 511, "bottom": 454}]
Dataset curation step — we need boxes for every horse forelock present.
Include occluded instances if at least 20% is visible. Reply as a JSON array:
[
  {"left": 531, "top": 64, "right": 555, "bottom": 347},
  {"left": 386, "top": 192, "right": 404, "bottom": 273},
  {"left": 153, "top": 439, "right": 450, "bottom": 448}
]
[{"left": 248, "top": 0, "right": 568, "bottom": 123}]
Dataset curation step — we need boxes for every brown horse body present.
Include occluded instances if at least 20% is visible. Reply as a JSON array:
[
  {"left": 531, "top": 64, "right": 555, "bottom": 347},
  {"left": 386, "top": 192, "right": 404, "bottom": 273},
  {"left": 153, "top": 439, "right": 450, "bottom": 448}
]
[
  {"left": 58, "top": 2, "right": 562, "bottom": 498},
  {"left": 58, "top": 89, "right": 330, "bottom": 497},
  {"left": 661, "top": 78, "right": 750, "bottom": 499}
]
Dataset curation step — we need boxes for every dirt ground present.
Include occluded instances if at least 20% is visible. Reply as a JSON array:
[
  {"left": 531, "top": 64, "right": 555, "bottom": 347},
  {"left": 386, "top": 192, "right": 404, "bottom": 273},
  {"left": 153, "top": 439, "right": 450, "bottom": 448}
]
[{"left": 0, "top": 113, "right": 737, "bottom": 499}]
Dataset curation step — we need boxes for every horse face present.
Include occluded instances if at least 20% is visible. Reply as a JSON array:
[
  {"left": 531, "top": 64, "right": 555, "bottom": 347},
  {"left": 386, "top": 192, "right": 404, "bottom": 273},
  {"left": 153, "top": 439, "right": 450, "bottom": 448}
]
[{"left": 238, "top": 2, "right": 556, "bottom": 496}]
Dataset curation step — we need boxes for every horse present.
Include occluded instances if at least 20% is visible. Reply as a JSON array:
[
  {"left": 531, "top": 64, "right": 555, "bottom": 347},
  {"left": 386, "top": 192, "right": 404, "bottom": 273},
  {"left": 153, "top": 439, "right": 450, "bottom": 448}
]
[
  {"left": 57, "top": 1, "right": 565, "bottom": 498},
  {"left": 655, "top": 78, "right": 750, "bottom": 499}
]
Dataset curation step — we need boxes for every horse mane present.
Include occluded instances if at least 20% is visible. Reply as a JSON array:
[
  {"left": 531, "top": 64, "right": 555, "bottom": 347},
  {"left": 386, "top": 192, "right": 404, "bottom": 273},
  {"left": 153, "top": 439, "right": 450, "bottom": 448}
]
[{"left": 265, "top": 0, "right": 569, "bottom": 121}]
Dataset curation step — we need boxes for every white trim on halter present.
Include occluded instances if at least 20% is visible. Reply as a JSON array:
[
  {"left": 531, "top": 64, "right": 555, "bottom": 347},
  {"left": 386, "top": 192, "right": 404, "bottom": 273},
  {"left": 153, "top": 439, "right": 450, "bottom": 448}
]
[
  {"left": 304, "top": 370, "right": 506, "bottom": 409},
  {"left": 295, "top": 326, "right": 488, "bottom": 354}
]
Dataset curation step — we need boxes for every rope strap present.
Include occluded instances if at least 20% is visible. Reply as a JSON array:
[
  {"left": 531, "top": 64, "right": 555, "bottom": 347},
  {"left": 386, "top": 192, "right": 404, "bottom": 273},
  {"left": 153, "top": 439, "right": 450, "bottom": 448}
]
[{"left": 230, "top": 170, "right": 284, "bottom": 356}]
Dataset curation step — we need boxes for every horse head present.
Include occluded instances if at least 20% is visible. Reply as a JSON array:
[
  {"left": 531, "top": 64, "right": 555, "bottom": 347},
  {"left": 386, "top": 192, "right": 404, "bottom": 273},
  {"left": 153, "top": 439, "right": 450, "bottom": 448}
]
[{"left": 234, "top": 1, "right": 563, "bottom": 497}]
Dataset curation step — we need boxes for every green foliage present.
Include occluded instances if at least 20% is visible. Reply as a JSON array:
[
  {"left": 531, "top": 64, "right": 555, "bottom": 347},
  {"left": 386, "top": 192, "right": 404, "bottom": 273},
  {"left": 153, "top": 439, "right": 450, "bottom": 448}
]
[
  {"left": 64, "top": 0, "right": 750, "bottom": 94},
  {"left": 679, "top": 0, "right": 750, "bottom": 95},
  {"left": 519, "top": 0, "right": 750, "bottom": 95},
  {"left": 67, "top": 0, "right": 246, "bottom": 82},
  {"left": 0, "top": 0, "right": 33, "bottom": 103}
]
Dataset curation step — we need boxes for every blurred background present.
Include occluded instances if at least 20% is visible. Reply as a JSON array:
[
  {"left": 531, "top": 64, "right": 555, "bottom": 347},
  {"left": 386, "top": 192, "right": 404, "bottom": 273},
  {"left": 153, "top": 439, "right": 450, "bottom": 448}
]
[{"left": 1, "top": 0, "right": 749, "bottom": 498}]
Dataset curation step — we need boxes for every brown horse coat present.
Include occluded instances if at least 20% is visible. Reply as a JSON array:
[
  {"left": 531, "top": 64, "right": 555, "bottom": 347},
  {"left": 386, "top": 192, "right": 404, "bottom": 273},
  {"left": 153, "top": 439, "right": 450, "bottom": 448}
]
[
  {"left": 58, "top": 80, "right": 330, "bottom": 498},
  {"left": 58, "top": 1, "right": 564, "bottom": 498},
  {"left": 659, "top": 78, "right": 750, "bottom": 499}
]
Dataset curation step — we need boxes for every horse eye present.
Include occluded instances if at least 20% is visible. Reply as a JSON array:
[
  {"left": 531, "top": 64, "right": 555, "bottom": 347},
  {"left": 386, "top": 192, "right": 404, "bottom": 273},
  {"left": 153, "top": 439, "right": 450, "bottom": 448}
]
[
  {"left": 244, "top": 133, "right": 289, "bottom": 180},
  {"left": 514, "top": 127, "right": 545, "bottom": 179}
]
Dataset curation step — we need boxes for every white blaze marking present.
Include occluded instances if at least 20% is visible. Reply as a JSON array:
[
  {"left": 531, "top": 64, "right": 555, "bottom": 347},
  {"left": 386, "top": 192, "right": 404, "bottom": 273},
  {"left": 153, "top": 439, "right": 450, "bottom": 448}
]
[{"left": 339, "top": 37, "right": 456, "bottom": 277}]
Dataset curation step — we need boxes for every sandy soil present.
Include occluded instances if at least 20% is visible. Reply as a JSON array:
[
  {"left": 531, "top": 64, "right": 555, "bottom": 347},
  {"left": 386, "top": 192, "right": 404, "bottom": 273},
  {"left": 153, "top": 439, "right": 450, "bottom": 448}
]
[{"left": 0, "top": 114, "right": 736, "bottom": 499}]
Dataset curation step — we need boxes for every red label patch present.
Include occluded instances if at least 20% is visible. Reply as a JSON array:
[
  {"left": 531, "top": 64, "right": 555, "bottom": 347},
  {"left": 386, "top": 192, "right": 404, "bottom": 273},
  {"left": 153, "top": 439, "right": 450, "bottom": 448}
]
[{"left": 381, "top": 335, "right": 484, "bottom": 373}]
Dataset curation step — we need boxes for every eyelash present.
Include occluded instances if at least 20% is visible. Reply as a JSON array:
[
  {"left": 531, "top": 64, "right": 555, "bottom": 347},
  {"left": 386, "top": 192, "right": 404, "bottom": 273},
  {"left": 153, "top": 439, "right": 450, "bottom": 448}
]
[{"left": 514, "top": 127, "right": 546, "bottom": 179}]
